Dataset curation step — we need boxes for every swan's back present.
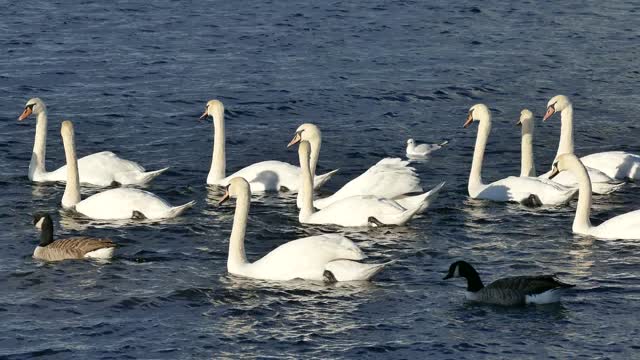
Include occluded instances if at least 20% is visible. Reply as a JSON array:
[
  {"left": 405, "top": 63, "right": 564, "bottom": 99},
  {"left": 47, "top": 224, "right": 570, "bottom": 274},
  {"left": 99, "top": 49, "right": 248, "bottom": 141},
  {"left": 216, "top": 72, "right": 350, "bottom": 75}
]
[
  {"left": 246, "top": 234, "right": 366, "bottom": 280},
  {"left": 476, "top": 176, "right": 576, "bottom": 205},
  {"left": 592, "top": 209, "right": 640, "bottom": 240},
  {"left": 76, "top": 188, "right": 172, "bottom": 220},
  {"left": 309, "top": 196, "right": 409, "bottom": 226},
  {"left": 49, "top": 151, "right": 146, "bottom": 186}
]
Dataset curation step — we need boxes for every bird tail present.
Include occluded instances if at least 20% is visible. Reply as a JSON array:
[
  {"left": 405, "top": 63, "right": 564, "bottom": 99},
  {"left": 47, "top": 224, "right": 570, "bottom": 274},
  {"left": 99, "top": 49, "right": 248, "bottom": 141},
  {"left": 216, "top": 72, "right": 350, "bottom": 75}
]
[
  {"left": 439, "top": 140, "right": 450, "bottom": 147},
  {"left": 313, "top": 168, "right": 340, "bottom": 189},
  {"left": 120, "top": 167, "right": 170, "bottom": 185},
  {"left": 167, "top": 200, "right": 196, "bottom": 218},
  {"left": 393, "top": 181, "right": 445, "bottom": 214}
]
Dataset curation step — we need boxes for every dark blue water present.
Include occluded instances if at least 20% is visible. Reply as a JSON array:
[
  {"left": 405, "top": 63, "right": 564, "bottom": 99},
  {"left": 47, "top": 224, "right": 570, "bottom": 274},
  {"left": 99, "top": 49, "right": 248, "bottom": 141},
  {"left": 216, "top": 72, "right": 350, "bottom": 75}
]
[{"left": 2, "top": 0, "right": 640, "bottom": 358}]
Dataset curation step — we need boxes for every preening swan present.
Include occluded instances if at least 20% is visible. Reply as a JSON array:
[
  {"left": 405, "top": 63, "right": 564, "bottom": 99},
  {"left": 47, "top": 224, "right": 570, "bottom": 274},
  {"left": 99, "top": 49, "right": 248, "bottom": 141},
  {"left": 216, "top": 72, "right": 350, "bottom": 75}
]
[
  {"left": 218, "top": 177, "right": 389, "bottom": 281},
  {"left": 32, "top": 213, "right": 116, "bottom": 261},
  {"left": 542, "top": 95, "right": 640, "bottom": 181},
  {"left": 465, "top": 104, "right": 577, "bottom": 206},
  {"left": 18, "top": 98, "right": 168, "bottom": 186},
  {"left": 289, "top": 123, "right": 428, "bottom": 211},
  {"left": 549, "top": 154, "right": 640, "bottom": 240},
  {"left": 443, "top": 260, "right": 574, "bottom": 306},
  {"left": 406, "top": 138, "right": 448, "bottom": 157},
  {"left": 60, "top": 121, "right": 195, "bottom": 220},
  {"left": 200, "top": 100, "right": 338, "bottom": 192},
  {"left": 296, "top": 141, "right": 442, "bottom": 227},
  {"left": 517, "top": 109, "right": 623, "bottom": 194}
]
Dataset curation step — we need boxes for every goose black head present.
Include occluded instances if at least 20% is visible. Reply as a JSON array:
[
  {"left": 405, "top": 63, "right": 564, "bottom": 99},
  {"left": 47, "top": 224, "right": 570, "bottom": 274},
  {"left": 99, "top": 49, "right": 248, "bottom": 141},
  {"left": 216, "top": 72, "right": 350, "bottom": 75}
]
[
  {"left": 443, "top": 260, "right": 484, "bottom": 292},
  {"left": 32, "top": 212, "right": 54, "bottom": 246}
]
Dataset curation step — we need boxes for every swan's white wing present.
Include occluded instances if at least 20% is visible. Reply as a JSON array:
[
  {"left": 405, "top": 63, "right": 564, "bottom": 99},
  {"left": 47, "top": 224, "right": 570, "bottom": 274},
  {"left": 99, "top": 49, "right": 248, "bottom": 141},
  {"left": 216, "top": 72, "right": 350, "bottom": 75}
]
[
  {"left": 308, "top": 195, "right": 411, "bottom": 227},
  {"left": 580, "top": 151, "right": 640, "bottom": 180},
  {"left": 47, "top": 151, "right": 147, "bottom": 186},
  {"left": 474, "top": 176, "right": 575, "bottom": 205},
  {"left": 593, "top": 210, "right": 640, "bottom": 240},
  {"left": 247, "top": 234, "right": 365, "bottom": 280},
  {"left": 315, "top": 158, "right": 422, "bottom": 208},
  {"left": 539, "top": 166, "right": 624, "bottom": 195},
  {"left": 75, "top": 188, "right": 173, "bottom": 220}
]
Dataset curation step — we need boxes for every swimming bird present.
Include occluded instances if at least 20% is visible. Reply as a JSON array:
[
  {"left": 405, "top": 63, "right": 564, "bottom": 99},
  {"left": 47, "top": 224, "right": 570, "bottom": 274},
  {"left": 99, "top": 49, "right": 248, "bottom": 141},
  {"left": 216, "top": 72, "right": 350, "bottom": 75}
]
[
  {"left": 32, "top": 213, "right": 116, "bottom": 261},
  {"left": 541, "top": 95, "right": 640, "bottom": 181},
  {"left": 219, "top": 177, "right": 389, "bottom": 281},
  {"left": 443, "top": 261, "right": 574, "bottom": 306},
  {"left": 18, "top": 98, "right": 168, "bottom": 186},
  {"left": 406, "top": 138, "right": 448, "bottom": 157},
  {"left": 199, "top": 100, "right": 338, "bottom": 192}
]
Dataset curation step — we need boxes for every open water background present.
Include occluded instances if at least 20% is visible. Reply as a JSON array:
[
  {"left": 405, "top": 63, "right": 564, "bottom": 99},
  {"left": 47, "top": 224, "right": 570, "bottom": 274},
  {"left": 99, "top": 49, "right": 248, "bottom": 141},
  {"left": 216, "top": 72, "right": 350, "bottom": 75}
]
[{"left": 1, "top": 0, "right": 640, "bottom": 358}]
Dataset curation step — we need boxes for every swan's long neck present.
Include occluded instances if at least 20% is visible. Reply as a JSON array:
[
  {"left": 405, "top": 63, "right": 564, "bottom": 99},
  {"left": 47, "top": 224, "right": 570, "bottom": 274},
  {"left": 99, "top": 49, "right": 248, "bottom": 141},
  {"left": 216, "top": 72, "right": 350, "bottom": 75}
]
[
  {"left": 228, "top": 187, "right": 249, "bottom": 270},
  {"left": 556, "top": 105, "right": 574, "bottom": 159},
  {"left": 30, "top": 111, "right": 48, "bottom": 178},
  {"left": 309, "top": 137, "right": 320, "bottom": 177},
  {"left": 299, "top": 144, "right": 315, "bottom": 221},
  {"left": 61, "top": 128, "right": 81, "bottom": 208},
  {"left": 520, "top": 122, "right": 536, "bottom": 177},
  {"left": 568, "top": 159, "right": 593, "bottom": 233},
  {"left": 208, "top": 108, "right": 226, "bottom": 182},
  {"left": 469, "top": 115, "right": 491, "bottom": 192}
]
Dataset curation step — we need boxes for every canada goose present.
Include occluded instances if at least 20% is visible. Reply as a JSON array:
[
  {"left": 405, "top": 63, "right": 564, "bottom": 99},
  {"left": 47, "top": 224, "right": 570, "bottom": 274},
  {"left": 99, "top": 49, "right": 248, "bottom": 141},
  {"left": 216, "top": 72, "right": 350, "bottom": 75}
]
[
  {"left": 443, "top": 261, "right": 574, "bottom": 306},
  {"left": 32, "top": 213, "right": 116, "bottom": 261}
]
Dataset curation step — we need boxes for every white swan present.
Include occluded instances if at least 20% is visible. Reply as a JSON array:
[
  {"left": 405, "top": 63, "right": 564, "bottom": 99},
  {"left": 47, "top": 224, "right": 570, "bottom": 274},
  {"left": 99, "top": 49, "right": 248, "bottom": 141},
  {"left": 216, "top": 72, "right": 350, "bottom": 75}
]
[
  {"left": 219, "top": 177, "right": 389, "bottom": 281},
  {"left": 517, "top": 109, "right": 623, "bottom": 194},
  {"left": 296, "top": 141, "right": 442, "bottom": 227},
  {"left": 289, "top": 123, "right": 426, "bottom": 211},
  {"left": 465, "top": 104, "right": 577, "bottom": 206},
  {"left": 542, "top": 95, "right": 640, "bottom": 181},
  {"left": 406, "top": 138, "right": 449, "bottom": 157},
  {"left": 18, "top": 98, "right": 168, "bottom": 186},
  {"left": 60, "top": 121, "right": 195, "bottom": 220},
  {"left": 200, "top": 100, "right": 338, "bottom": 192},
  {"left": 549, "top": 154, "right": 640, "bottom": 240}
]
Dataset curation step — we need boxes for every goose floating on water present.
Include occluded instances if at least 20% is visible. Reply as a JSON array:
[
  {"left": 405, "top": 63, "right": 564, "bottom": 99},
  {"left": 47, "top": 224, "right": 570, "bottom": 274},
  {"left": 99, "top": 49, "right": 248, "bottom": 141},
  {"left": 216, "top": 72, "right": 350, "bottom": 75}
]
[
  {"left": 443, "top": 260, "right": 574, "bottom": 306},
  {"left": 219, "top": 177, "right": 389, "bottom": 281},
  {"left": 200, "top": 100, "right": 338, "bottom": 192},
  {"left": 18, "top": 98, "right": 168, "bottom": 186},
  {"left": 32, "top": 213, "right": 116, "bottom": 261}
]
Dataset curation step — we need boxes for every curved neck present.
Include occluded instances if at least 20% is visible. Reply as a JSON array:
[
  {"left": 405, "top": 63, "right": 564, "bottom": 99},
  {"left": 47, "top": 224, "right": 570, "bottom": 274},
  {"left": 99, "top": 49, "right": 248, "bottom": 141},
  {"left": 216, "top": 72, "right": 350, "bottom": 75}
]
[
  {"left": 62, "top": 131, "right": 81, "bottom": 208},
  {"left": 208, "top": 108, "right": 226, "bottom": 182},
  {"left": 228, "top": 188, "right": 249, "bottom": 269},
  {"left": 462, "top": 268, "right": 484, "bottom": 292},
  {"left": 39, "top": 218, "right": 54, "bottom": 246},
  {"left": 556, "top": 105, "right": 574, "bottom": 159},
  {"left": 568, "top": 159, "right": 593, "bottom": 233},
  {"left": 298, "top": 146, "right": 315, "bottom": 221},
  {"left": 520, "top": 123, "right": 536, "bottom": 177},
  {"left": 30, "top": 111, "right": 48, "bottom": 178},
  {"left": 469, "top": 116, "right": 491, "bottom": 191}
]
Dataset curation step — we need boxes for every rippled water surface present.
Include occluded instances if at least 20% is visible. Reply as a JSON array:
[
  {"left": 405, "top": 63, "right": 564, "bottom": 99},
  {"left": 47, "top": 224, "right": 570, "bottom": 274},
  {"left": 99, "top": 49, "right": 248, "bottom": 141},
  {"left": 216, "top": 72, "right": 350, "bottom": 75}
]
[{"left": 2, "top": 0, "right": 640, "bottom": 358}]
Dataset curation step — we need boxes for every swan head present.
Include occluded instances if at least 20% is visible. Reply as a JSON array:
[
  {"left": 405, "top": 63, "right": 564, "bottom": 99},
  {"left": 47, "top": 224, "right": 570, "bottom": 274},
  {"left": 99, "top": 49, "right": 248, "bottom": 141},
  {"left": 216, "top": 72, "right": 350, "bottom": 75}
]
[
  {"left": 288, "top": 123, "right": 321, "bottom": 148},
  {"left": 200, "top": 99, "right": 224, "bottom": 121},
  {"left": 543, "top": 95, "right": 571, "bottom": 122},
  {"left": 18, "top": 98, "right": 46, "bottom": 121},
  {"left": 60, "top": 120, "right": 75, "bottom": 139},
  {"left": 407, "top": 138, "right": 415, "bottom": 145},
  {"left": 464, "top": 104, "right": 490, "bottom": 128},
  {"left": 218, "top": 177, "right": 250, "bottom": 205},
  {"left": 549, "top": 153, "right": 580, "bottom": 179},
  {"left": 516, "top": 109, "right": 534, "bottom": 127}
]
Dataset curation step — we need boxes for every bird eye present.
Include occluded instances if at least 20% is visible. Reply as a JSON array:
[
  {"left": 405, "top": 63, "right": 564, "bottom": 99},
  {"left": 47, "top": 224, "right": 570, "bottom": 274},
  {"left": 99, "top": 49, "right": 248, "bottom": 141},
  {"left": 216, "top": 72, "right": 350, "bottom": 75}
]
[{"left": 26, "top": 103, "right": 35, "bottom": 110}]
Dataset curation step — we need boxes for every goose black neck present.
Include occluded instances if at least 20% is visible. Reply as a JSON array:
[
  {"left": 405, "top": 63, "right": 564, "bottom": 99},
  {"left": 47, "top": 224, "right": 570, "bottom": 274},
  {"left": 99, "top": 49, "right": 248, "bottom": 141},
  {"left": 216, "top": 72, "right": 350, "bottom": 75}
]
[
  {"left": 461, "top": 263, "right": 484, "bottom": 292},
  {"left": 39, "top": 216, "right": 54, "bottom": 247}
]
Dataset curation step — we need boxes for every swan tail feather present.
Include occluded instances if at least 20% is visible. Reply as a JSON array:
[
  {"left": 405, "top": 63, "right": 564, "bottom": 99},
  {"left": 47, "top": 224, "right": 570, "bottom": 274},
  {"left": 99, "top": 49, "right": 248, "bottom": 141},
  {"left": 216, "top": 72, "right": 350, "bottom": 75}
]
[
  {"left": 324, "top": 259, "right": 392, "bottom": 281},
  {"left": 118, "top": 167, "right": 170, "bottom": 185},
  {"left": 167, "top": 200, "right": 196, "bottom": 218},
  {"left": 313, "top": 168, "right": 340, "bottom": 189},
  {"left": 394, "top": 181, "right": 445, "bottom": 214},
  {"left": 439, "top": 140, "right": 449, "bottom": 147}
]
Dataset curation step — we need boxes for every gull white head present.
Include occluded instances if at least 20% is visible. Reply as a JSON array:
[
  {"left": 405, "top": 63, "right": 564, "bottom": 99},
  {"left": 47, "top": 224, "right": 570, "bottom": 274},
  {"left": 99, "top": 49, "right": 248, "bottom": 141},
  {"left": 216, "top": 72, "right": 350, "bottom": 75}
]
[
  {"left": 287, "top": 123, "right": 321, "bottom": 148},
  {"left": 18, "top": 98, "right": 46, "bottom": 121},
  {"left": 543, "top": 95, "right": 571, "bottom": 121},
  {"left": 464, "top": 104, "right": 491, "bottom": 128},
  {"left": 199, "top": 99, "right": 225, "bottom": 121},
  {"left": 407, "top": 138, "right": 415, "bottom": 146}
]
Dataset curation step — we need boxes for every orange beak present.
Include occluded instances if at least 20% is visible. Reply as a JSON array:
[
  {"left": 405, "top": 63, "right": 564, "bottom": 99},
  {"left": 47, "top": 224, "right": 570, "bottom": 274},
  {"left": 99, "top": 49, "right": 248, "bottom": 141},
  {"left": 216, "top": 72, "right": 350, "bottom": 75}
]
[
  {"left": 18, "top": 107, "right": 32, "bottom": 121},
  {"left": 463, "top": 112, "right": 474, "bottom": 128},
  {"left": 543, "top": 106, "right": 555, "bottom": 122},
  {"left": 218, "top": 191, "right": 230, "bottom": 205},
  {"left": 287, "top": 132, "right": 302, "bottom": 148},
  {"left": 199, "top": 109, "right": 209, "bottom": 121}
]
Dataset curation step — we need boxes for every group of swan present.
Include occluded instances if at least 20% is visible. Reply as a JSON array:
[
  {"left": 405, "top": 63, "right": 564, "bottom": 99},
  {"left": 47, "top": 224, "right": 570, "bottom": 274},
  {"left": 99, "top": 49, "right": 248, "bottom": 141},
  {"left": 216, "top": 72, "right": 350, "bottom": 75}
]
[
  {"left": 465, "top": 95, "right": 640, "bottom": 240},
  {"left": 24, "top": 98, "right": 445, "bottom": 283}
]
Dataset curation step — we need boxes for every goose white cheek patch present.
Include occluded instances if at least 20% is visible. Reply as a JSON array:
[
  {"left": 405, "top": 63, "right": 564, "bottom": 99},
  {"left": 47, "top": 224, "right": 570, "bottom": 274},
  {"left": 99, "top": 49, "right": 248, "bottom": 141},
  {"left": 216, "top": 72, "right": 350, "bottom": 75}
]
[{"left": 34, "top": 217, "right": 45, "bottom": 230}]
